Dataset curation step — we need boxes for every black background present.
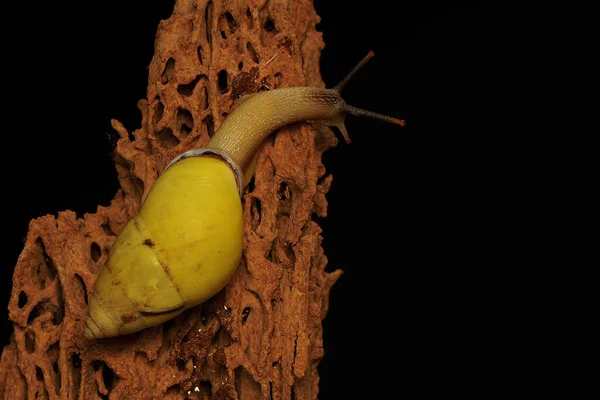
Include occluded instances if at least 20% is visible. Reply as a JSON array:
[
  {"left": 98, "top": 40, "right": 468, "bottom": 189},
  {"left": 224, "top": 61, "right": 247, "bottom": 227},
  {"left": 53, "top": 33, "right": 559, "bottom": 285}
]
[{"left": 2, "top": 1, "right": 598, "bottom": 398}]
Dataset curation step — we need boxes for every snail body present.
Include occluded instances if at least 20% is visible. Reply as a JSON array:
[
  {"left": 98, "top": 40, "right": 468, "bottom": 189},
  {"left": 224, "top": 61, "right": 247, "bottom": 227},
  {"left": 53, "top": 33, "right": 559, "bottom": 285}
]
[{"left": 85, "top": 52, "right": 404, "bottom": 339}]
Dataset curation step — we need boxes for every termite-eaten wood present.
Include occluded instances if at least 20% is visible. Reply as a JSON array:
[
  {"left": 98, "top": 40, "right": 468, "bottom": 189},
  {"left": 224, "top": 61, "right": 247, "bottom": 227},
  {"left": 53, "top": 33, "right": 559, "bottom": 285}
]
[{"left": 0, "top": 1, "right": 342, "bottom": 398}]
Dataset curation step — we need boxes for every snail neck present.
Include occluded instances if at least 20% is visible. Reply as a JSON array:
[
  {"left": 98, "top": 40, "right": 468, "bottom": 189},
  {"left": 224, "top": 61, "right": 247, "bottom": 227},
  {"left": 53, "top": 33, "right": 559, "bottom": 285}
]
[{"left": 207, "top": 87, "right": 342, "bottom": 173}]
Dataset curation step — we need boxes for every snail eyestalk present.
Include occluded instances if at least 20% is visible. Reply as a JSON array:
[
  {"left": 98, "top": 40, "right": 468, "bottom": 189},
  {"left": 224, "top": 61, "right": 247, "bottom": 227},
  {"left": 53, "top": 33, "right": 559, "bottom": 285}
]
[
  {"left": 343, "top": 104, "right": 406, "bottom": 127},
  {"left": 332, "top": 50, "right": 405, "bottom": 142},
  {"left": 206, "top": 51, "right": 405, "bottom": 182},
  {"left": 333, "top": 50, "right": 375, "bottom": 93}
]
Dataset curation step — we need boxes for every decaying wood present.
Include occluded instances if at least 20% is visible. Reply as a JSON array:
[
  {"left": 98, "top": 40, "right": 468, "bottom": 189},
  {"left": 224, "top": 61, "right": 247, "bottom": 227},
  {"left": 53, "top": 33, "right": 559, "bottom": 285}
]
[{"left": 0, "top": 0, "right": 342, "bottom": 398}]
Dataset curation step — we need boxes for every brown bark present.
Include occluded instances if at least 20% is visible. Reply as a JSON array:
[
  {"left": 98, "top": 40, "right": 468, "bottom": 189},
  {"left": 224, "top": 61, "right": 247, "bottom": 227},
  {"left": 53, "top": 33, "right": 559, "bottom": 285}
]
[{"left": 0, "top": 0, "right": 342, "bottom": 398}]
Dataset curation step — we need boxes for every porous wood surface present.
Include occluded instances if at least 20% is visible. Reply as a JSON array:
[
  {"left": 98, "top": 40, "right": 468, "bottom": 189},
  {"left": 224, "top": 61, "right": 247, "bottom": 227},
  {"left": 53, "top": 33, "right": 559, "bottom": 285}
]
[{"left": 0, "top": 0, "right": 341, "bottom": 398}]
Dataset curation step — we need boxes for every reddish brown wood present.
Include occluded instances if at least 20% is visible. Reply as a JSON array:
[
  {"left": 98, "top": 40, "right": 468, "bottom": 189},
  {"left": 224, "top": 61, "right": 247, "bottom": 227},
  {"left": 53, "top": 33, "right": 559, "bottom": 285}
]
[{"left": 0, "top": 1, "right": 342, "bottom": 399}]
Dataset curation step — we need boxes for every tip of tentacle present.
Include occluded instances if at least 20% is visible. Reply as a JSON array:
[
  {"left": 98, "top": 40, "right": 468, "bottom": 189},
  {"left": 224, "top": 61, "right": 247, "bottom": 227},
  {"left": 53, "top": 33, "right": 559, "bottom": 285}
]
[
  {"left": 336, "top": 122, "right": 352, "bottom": 144},
  {"left": 392, "top": 118, "right": 406, "bottom": 127},
  {"left": 343, "top": 104, "right": 405, "bottom": 128},
  {"left": 333, "top": 51, "right": 377, "bottom": 93}
]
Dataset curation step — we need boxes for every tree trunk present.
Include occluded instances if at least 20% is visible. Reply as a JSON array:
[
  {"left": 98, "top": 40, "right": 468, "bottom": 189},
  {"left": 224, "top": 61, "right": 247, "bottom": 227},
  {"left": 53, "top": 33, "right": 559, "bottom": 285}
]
[{"left": 0, "top": 0, "right": 341, "bottom": 398}]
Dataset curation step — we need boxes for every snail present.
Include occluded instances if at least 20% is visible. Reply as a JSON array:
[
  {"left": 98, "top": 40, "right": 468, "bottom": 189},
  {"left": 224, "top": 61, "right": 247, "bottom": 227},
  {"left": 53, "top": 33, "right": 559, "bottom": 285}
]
[{"left": 84, "top": 52, "right": 404, "bottom": 339}]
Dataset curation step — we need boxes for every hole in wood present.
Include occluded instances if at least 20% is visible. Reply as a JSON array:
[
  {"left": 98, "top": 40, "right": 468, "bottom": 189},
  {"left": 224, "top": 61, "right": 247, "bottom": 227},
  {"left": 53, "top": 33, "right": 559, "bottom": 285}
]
[
  {"left": 25, "top": 330, "right": 36, "bottom": 353},
  {"left": 156, "top": 128, "right": 180, "bottom": 149},
  {"left": 161, "top": 58, "right": 175, "bottom": 84},
  {"left": 218, "top": 69, "right": 229, "bottom": 93},
  {"left": 90, "top": 242, "right": 101, "bottom": 262}
]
